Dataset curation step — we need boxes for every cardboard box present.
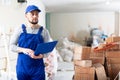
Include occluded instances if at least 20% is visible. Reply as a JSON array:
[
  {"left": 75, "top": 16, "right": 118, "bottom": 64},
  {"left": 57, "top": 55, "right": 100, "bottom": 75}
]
[
  {"left": 106, "top": 51, "right": 120, "bottom": 58},
  {"left": 74, "top": 66, "right": 95, "bottom": 80},
  {"left": 113, "top": 71, "right": 119, "bottom": 80},
  {"left": 106, "top": 37, "right": 120, "bottom": 43},
  {"left": 105, "top": 51, "right": 120, "bottom": 80},
  {"left": 107, "top": 43, "right": 120, "bottom": 51},
  {"left": 74, "top": 46, "right": 91, "bottom": 60},
  {"left": 93, "top": 63, "right": 107, "bottom": 80},
  {"left": 90, "top": 52, "right": 105, "bottom": 65},
  {"left": 74, "top": 60, "right": 92, "bottom": 67}
]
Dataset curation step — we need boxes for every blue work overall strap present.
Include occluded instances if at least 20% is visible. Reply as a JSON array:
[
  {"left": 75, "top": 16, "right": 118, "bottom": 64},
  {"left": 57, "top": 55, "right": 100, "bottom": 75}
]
[
  {"left": 37, "top": 26, "right": 43, "bottom": 34},
  {"left": 37, "top": 26, "right": 44, "bottom": 43},
  {"left": 21, "top": 24, "right": 27, "bottom": 33}
]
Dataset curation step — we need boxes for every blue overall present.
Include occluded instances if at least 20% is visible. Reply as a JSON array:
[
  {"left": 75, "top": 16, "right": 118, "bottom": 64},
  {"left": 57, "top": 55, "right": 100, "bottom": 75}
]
[{"left": 16, "top": 24, "right": 45, "bottom": 80}]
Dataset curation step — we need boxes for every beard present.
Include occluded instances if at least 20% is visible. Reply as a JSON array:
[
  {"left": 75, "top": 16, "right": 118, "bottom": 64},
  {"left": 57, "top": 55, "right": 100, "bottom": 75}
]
[{"left": 29, "top": 20, "right": 38, "bottom": 25}]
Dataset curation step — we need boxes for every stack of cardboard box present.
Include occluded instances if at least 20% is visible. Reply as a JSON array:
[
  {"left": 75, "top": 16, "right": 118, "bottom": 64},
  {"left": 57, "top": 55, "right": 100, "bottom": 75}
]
[
  {"left": 73, "top": 46, "right": 107, "bottom": 80},
  {"left": 73, "top": 36, "right": 120, "bottom": 80},
  {"left": 105, "top": 51, "right": 120, "bottom": 80},
  {"left": 73, "top": 46, "right": 95, "bottom": 80},
  {"left": 105, "top": 37, "right": 120, "bottom": 80}
]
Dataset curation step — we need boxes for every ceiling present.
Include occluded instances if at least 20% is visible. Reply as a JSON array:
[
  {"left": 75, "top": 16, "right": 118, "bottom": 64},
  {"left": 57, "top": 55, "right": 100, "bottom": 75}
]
[{"left": 41, "top": 0, "right": 120, "bottom": 13}]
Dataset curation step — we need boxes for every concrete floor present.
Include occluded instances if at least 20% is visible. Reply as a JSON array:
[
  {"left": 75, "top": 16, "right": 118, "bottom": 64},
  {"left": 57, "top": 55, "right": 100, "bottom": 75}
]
[
  {"left": 54, "top": 62, "right": 74, "bottom": 80},
  {"left": 54, "top": 70, "right": 74, "bottom": 80}
]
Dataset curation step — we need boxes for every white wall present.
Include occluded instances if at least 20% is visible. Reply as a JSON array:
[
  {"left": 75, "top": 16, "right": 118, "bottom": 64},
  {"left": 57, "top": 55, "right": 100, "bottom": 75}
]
[
  {"left": 0, "top": 0, "right": 45, "bottom": 34},
  {"left": 49, "top": 12, "right": 115, "bottom": 45},
  {"left": 0, "top": 4, "right": 26, "bottom": 33}
]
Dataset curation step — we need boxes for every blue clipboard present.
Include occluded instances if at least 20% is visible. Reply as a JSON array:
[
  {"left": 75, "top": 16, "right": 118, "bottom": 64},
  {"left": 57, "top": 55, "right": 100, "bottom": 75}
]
[{"left": 34, "top": 40, "right": 58, "bottom": 56}]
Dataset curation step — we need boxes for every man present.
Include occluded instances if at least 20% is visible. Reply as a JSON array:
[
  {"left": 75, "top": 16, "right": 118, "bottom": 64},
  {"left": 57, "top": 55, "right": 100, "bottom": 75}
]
[{"left": 10, "top": 5, "right": 52, "bottom": 80}]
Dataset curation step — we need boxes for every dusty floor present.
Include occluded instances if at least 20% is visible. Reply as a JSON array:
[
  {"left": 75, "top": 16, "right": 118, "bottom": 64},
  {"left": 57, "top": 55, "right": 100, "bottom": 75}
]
[{"left": 54, "top": 70, "right": 74, "bottom": 80}]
